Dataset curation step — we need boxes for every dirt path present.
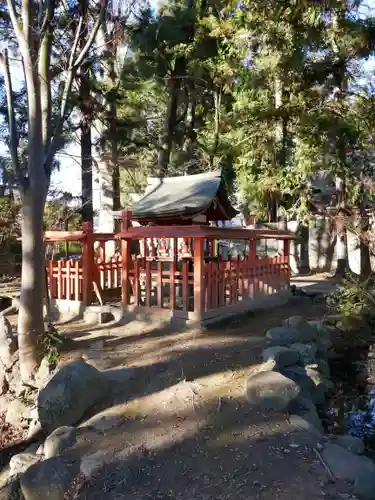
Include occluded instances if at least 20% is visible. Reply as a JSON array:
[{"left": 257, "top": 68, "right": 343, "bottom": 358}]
[{"left": 55, "top": 298, "right": 353, "bottom": 498}]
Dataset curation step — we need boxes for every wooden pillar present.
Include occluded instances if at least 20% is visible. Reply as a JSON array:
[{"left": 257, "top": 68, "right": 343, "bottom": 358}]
[
  {"left": 121, "top": 213, "right": 132, "bottom": 306},
  {"left": 193, "top": 237, "right": 204, "bottom": 319},
  {"left": 249, "top": 239, "right": 256, "bottom": 260},
  {"left": 82, "top": 221, "right": 94, "bottom": 305},
  {"left": 283, "top": 239, "right": 290, "bottom": 258},
  {"left": 283, "top": 238, "right": 290, "bottom": 289},
  {"left": 122, "top": 209, "right": 132, "bottom": 231}
]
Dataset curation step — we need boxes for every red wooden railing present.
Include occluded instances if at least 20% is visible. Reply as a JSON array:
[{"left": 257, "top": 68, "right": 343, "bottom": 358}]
[
  {"left": 44, "top": 212, "right": 295, "bottom": 318},
  {"left": 203, "top": 256, "right": 289, "bottom": 311},
  {"left": 48, "top": 259, "right": 83, "bottom": 301}
]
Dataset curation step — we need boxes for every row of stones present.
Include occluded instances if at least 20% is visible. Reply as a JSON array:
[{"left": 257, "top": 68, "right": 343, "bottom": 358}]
[
  {"left": 1, "top": 358, "right": 130, "bottom": 500},
  {"left": 245, "top": 315, "right": 375, "bottom": 500}
]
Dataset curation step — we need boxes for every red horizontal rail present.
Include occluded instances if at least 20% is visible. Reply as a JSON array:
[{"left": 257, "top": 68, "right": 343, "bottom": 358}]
[{"left": 116, "top": 224, "right": 297, "bottom": 241}]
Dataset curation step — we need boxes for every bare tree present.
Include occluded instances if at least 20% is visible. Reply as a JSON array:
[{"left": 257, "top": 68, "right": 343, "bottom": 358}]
[{"left": 0, "top": 0, "right": 107, "bottom": 384}]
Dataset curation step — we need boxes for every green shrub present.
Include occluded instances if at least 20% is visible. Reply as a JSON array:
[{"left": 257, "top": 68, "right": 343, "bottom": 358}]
[{"left": 326, "top": 272, "right": 375, "bottom": 331}]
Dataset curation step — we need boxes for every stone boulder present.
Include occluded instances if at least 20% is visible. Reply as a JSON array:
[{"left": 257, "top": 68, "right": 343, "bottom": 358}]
[
  {"left": 250, "top": 359, "right": 277, "bottom": 375},
  {"left": 308, "top": 321, "right": 333, "bottom": 355},
  {"left": 262, "top": 346, "right": 299, "bottom": 368},
  {"left": 265, "top": 327, "right": 301, "bottom": 347},
  {"left": 332, "top": 434, "right": 365, "bottom": 455},
  {"left": 0, "top": 476, "right": 24, "bottom": 500},
  {"left": 290, "top": 342, "right": 317, "bottom": 365},
  {"left": 80, "top": 451, "right": 107, "bottom": 479},
  {"left": 283, "top": 316, "right": 305, "bottom": 327},
  {"left": 266, "top": 324, "right": 317, "bottom": 347},
  {"left": 288, "top": 396, "right": 324, "bottom": 436},
  {"left": 322, "top": 443, "right": 375, "bottom": 482},
  {"left": 0, "top": 316, "right": 17, "bottom": 370},
  {"left": 245, "top": 371, "right": 300, "bottom": 411},
  {"left": 43, "top": 426, "right": 77, "bottom": 459},
  {"left": 281, "top": 365, "right": 333, "bottom": 405},
  {"left": 6, "top": 399, "right": 34, "bottom": 429},
  {"left": 9, "top": 454, "right": 40, "bottom": 476},
  {"left": 281, "top": 365, "right": 317, "bottom": 400},
  {"left": 20, "top": 457, "right": 78, "bottom": 500},
  {"left": 289, "top": 412, "right": 323, "bottom": 437},
  {"left": 37, "top": 359, "right": 110, "bottom": 433},
  {"left": 354, "top": 469, "right": 375, "bottom": 499}
]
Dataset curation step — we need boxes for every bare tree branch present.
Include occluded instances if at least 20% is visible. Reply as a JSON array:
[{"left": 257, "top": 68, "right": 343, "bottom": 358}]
[
  {"left": 73, "top": 0, "right": 108, "bottom": 68},
  {"left": 6, "top": 0, "right": 27, "bottom": 50},
  {"left": 39, "top": 0, "right": 56, "bottom": 157},
  {"left": 44, "top": 0, "right": 109, "bottom": 173},
  {"left": 0, "top": 49, "right": 26, "bottom": 191},
  {"left": 21, "top": 0, "right": 31, "bottom": 50}
]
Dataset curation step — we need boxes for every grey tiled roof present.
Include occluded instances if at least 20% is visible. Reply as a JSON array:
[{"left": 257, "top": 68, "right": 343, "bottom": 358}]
[{"left": 132, "top": 170, "right": 229, "bottom": 219}]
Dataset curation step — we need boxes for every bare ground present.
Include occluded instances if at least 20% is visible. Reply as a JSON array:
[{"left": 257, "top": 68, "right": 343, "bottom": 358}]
[
  {"left": 2, "top": 296, "right": 355, "bottom": 499},
  {"left": 49, "top": 296, "right": 354, "bottom": 500}
]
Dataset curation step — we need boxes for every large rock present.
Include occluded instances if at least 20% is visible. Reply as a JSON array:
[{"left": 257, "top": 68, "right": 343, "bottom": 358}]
[
  {"left": 322, "top": 443, "right": 375, "bottom": 482},
  {"left": 281, "top": 365, "right": 333, "bottom": 405},
  {"left": 37, "top": 359, "right": 110, "bottom": 433},
  {"left": 332, "top": 434, "right": 365, "bottom": 455},
  {"left": 245, "top": 371, "right": 300, "bottom": 411},
  {"left": 20, "top": 457, "right": 78, "bottom": 500},
  {"left": 0, "top": 477, "right": 24, "bottom": 500},
  {"left": 266, "top": 323, "right": 317, "bottom": 347},
  {"left": 262, "top": 346, "right": 299, "bottom": 368},
  {"left": 80, "top": 451, "right": 107, "bottom": 479},
  {"left": 0, "top": 316, "right": 17, "bottom": 370},
  {"left": 6, "top": 399, "right": 33, "bottom": 429},
  {"left": 82, "top": 414, "right": 123, "bottom": 432},
  {"left": 250, "top": 359, "right": 277, "bottom": 375},
  {"left": 9, "top": 454, "right": 40, "bottom": 476},
  {"left": 308, "top": 321, "right": 333, "bottom": 354},
  {"left": 283, "top": 316, "right": 304, "bottom": 327},
  {"left": 43, "top": 426, "right": 77, "bottom": 459},
  {"left": 265, "top": 327, "right": 301, "bottom": 347},
  {"left": 354, "top": 469, "right": 375, "bottom": 499},
  {"left": 289, "top": 412, "right": 323, "bottom": 437},
  {"left": 289, "top": 396, "right": 324, "bottom": 436},
  {"left": 281, "top": 365, "right": 317, "bottom": 400},
  {"left": 290, "top": 342, "right": 317, "bottom": 365}
]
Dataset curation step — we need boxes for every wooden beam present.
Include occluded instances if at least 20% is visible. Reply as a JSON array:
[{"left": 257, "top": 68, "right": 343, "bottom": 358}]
[
  {"left": 193, "top": 238, "right": 204, "bottom": 319},
  {"left": 116, "top": 224, "right": 298, "bottom": 242}
]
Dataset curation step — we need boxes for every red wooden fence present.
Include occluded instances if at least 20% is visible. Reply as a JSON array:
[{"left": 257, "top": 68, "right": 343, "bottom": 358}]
[{"left": 45, "top": 214, "right": 295, "bottom": 317}]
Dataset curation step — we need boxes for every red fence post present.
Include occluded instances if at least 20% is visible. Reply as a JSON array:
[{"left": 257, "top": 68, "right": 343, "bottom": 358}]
[
  {"left": 283, "top": 239, "right": 290, "bottom": 259},
  {"left": 82, "top": 221, "right": 94, "bottom": 305},
  {"left": 193, "top": 238, "right": 204, "bottom": 319},
  {"left": 121, "top": 210, "right": 132, "bottom": 306},
  {"left": 249, "top": 238, "right": 256, "bottom": 261},
  {"left": 283, "top": 238, "right": 290, "bottom": 289}
]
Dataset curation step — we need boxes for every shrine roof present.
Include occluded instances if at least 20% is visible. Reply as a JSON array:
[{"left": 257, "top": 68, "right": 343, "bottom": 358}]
[{"left": 131, "top": 170, "right": 237, "bottom": 221}]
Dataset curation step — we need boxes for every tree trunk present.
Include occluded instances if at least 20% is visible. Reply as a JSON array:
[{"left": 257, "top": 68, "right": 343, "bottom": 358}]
[
  {"left": 81, "top": 116, "right": 93, "bottom": 223},
  {"left": 17, "top": 188, "right": 46, "bottom": 384},
  {"left": 209, "top": 88, "right": 221, "bottom": 168},
  {"left": 158, "top": 0, "right": 194, "bottom": 177},
  {"left": 80, "top": 0, "right": 93, "bottom": 224},
  {"left": 157, "top": 62, "right": 184, "bottom": 176},
  {"left": 268, "top": 75, "right": 285, "bottom": 223},
  {"left": 95, "top": 21, "right": 120, "bottom": 257}
]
